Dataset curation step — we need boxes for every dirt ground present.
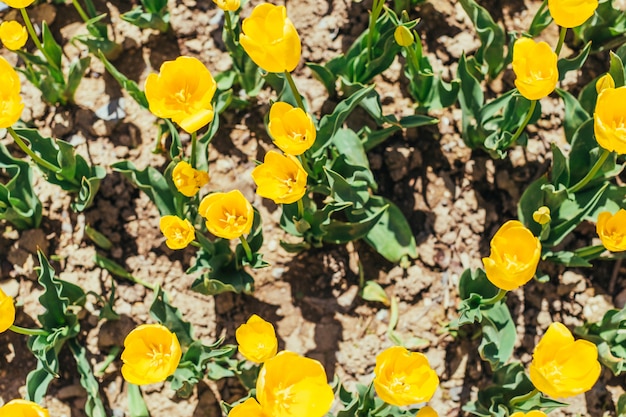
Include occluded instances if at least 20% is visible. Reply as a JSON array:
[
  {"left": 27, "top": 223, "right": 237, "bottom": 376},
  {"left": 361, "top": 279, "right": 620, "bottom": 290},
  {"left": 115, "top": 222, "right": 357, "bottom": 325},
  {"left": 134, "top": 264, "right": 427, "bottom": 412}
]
[{"left": 1, "top": 0, "right": 625, "bottom": 416}]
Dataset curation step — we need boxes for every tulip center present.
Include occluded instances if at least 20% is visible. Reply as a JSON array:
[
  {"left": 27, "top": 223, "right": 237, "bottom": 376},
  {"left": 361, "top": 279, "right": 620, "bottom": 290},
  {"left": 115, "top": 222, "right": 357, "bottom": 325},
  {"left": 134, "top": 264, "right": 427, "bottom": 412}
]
[
  {"left": 221, "top": 210, "right": 247, "bottom": 230},
  {"left": 274, "top": 385, "right": 295, "bottom": 410},
  {"left": 610, "top": 116, "right": 626, "bottom": 130},
  {"left": 173, "top": 86, "right": 193, "bottom": 110},
  {"left": 390, "top": 375, "right": 409, "bottom": 393},
  {"left": 147, "top": 343, "right": 171, "bottom": 367}
]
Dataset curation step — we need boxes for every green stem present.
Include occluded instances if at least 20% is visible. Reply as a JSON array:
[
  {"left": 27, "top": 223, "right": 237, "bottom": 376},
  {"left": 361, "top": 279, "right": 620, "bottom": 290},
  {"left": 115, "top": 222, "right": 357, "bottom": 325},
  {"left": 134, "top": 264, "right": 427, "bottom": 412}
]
[
  {"left": 508, "top": 100, "right": 537, "bottom": 147},
  {"left": 297, "top": 198, "right": 305, "bottom": 220},
  {"left": 366, "top": 0, "right": 384, "bottom": 63},
  {"left": 405, "top": 43, "right": 421, "bottom": 75},
  {"left": 510, "top": 388, "right": 539, "bottom": 408},
  {"left": 20, "top": 8, "right": 60, "bottom": 71},
  {"left": 574, "top": 244, "right": 608, "bottom": 259},
  {"left": 190, "top": 131, "right": 198, "bottom": 168},
  {"left": 239, "top": 235, "right": 253, "bottom": 262},
  {"left": 284, "top": 70, "right": 306, "bottom": 111},
  {"left": 555, "top": 26, "right": 567, "bottom": 57},
  {"left": 71, "top": 0, "right": 91, "bottom": 23},
  {"left": 482, "top": 289, "right": 507, "bottom": 305},
  {"left": 10, "top": 324, "right": 49, "bottom": 336},
  {"left": 568, "top": 148, "right": 610, "bottom": 193},
  {"left": 8, "top": 127, "right": 63, "bottom": 174},
  {"left": 224, "top": 11, "right": 237, "bottom": 45}
]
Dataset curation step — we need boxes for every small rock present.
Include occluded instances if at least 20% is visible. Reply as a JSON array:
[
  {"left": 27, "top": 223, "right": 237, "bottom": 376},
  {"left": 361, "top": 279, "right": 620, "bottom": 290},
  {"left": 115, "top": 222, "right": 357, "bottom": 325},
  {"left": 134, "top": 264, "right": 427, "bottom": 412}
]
[{"left": 583, "top": 295, "right": 613, "bottom": 322}]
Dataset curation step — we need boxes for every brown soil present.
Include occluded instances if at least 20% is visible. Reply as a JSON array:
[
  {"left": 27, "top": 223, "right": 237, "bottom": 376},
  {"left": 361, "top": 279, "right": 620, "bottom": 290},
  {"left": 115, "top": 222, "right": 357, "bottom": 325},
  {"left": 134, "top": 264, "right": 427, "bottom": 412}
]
[{"left": 1, "top": 0, "right": 625, "bottom": 416}]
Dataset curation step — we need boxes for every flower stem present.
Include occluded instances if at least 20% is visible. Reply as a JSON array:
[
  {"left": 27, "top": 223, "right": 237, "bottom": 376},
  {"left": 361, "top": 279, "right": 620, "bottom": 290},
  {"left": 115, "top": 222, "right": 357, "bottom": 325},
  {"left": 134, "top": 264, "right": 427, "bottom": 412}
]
[
  {"left": 10, "top": 324, "right": 49, "bottom": 336},
  {"left": 297, "top": 198, "right": 305, "bottom": 220},
  {"left": 508, "top": 99, "right": 537, "bottom": 147},
  {"left": 8, "top": 127, "right": 63, "bottom": 174},
  {"left": 366, "top": 0, "right": 384, "bottom": 63},
  {"left": 284, "top": 70, "right": 306, "bottom": 111},
  {"left": 190, "top": 131, "right": 198, "bottom": 168},
  {"left": 224, "top": 11, "right": 237, "bottom": 45},
  {"left": 482, "top": 288, "right": 507, "bottom": 305},
  {"left": 239, "top": 235, "right": 253, "bottom": 262},
  {"left": 568, "top": 148, "right": 610, "bottom": 193},
  {"left": 510, "top": 388, "right": 539, "bottom": 408},
  {"left": 20, "top": 8, "right": 60, "bottom": 71},
  {"left": 555, "top": 26, "right": 567, "bottom": 57},
  {"left": 71, "top": 0, "right": 91, "bottom": 23}
]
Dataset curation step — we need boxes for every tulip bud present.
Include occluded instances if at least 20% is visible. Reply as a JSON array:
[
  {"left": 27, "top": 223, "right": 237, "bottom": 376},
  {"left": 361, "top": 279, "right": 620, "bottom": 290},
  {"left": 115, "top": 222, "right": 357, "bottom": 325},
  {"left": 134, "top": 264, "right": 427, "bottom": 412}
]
[
  {"left": 394, "top": 25, "right": 414, "bottom": 47},
  {"left": 595, "top": 73, "right": 615, "bottom": 94},
  {"left": 0, "top": 21, "right": 28, "bottom": 51},
  {"left": 532, "top": 206, "right": 551, "bottom": 225}
]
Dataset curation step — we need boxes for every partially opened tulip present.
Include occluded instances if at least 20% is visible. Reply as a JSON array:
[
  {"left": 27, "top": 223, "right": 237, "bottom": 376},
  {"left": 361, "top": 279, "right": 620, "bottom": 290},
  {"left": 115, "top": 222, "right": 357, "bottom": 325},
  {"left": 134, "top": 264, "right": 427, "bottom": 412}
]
[
  {"left": 0, "top": 21, "right": 28, "bottom": 51},
  {"left": 594, "top": 86, "right": 626, "bottom": 155},
  {"left": 145, "top": 56, "right": 217, "bottom": 134},
  {"left": 159, "top": 215, "right": 195, "bottom": 250},
  {"left": 0, "top": 56, "right": 25, "bottom": 128},
  {"left": 416, "top": 406, "right": 439, "bottom": 417},
  {"left": 213, "top": 0, "right": 239, "bottom": 11},
  {"left": 482, "top": 220, "right": 541, "bottom": 291},
  {"left": 199, "top": 190, "right": 253, "bottom": 240},
  {"left": 596, "top": 73, "right": 615, "bottom": 94},
  {"left": 1, "top": 0, "right": 35, "bottom": 7},
  {"left": 548, "top": 0, "right": 598, "bottom": 28},
  {"left": 251, "top": 151, "right": 308, "bottom": 205},
  {"left": 0, "top": 287, "right": 16, "bottom": 333},
  {"left": 239, "top": 3, "right": 301, "bottom": 73},
  {"left": 236, "top": 314, "right": 278, "bottom": 363},
  {"left": 172, "top": 161, "right": 209, "bottom": 197},
  {"left": 394, "top": 25, "right": 414, "bottom": 47},
  {"left": 267, "top": 102, "right": 316, "bottom": 155},
  {"left": 0, "top": 399, "right": 49, "bottom": 417},
  {"left": 373, "top": 346, "right": 439, "bottom": 406},
  {"left": 512, "top": 38, "right": 558, "bottom": 101},
  {"left": 529, "top": 322, "right": 600, "bottom": 398},
  {"left": 596, "top": 209, "right": 626, "bottom": 252},
  {"left": 228, "top": 398, "right": 265, "bottom": 417},
  {"left": 121, "top": 323, "right": 182, "bottom": 385}
]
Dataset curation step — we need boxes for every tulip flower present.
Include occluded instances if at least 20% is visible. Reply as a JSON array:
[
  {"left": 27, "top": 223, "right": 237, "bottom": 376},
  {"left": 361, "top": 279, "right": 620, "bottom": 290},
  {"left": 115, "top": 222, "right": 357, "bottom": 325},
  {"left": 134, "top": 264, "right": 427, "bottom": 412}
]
[
  {"left": 0, "top": 56, "right": 25, "bottom": 128},
  {"left": 416, "top": 406, "right": 439, "bottom": 417},
  {"left": 267, "top": 102, "right": 316, "bottom": 155},
  {"left": 0, "top": 287, "right": 16, "bottom": 333},
  {"left": 239, "top": 3, "right": 301, "bottom": 73},
  {"left": 512, "top": 38, "right": 558, "bottom": 101},
  {"left": 394, "top": 25, "right": 414, "bottom": 47},
  {"left": 596, "top": 209, "right": 626, "bottom": 252},
  {"left": 235, "top": 314, "right": 278, "bottom": 363},
  {"left": 482, "top": 220, "right": 541, "bottom": 291},
  {"left": 251, "top": 151, "right": 308, "bottom": 205},
  {"left": 532, "top": 206, "right": 551, "bottom": 225},
  {"left": 145, "top": 56, "right": 217, "bottom": 134},
  {"left": 228, "top": 398, "right": 265, "bottom": 417},
  {"left": 529, "top": 322, "right": 600, "bottom": 398},
  {"left": 510, "top": 412, "right": 548, "bottom": 417},
  {"left": 0, "top": 21, "right": 28, "bottom": 50},
  {"left": 213, "top": 0, "right": 239, "bottom": 11},
  {"left": 594, "top": 86, "right": 626, "bottom": 155},
  {"left": 1, "top": 0, "right": 35, "bottom": 7},
  {"left": 548, "top": 0, "right": 598, "bottom": 28},
  {"left": 595, "top": 73, "right": 615, "bottom": 94},
  {"left": 255, "top": 351, "right": 334, "bottom": 417},
  {"left": 0, "top": 399, "right": 49, "bottom": 417},
  {"left": 373, "top": 346, "right": 439, "bottom": 407},
  {"left": 172, "top": 161, "right": 209, "bottom": 197},
  {"left": 159, "top": 215, "right": 195, "bottom": 250},
  {"left": 121, "top": 323, "right": 182, "bottom": 385},
  {"left": 199, "top": 190, "right": 253, "bottom": 240}
]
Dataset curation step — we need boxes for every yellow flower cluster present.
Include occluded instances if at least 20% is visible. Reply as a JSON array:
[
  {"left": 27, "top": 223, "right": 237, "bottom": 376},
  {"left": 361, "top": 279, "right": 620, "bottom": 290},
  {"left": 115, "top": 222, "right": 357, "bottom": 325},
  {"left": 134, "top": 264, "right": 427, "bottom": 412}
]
[
  {"left": 0, "top": 399, "right": 49, "bottom": 417},
  {"left": 482, "top": 220, "right": 541, "bottom": 291},
  {"left": 0, "top": 56, "right": 25, "bottom": 128},
  {"left": 121, "top": 323, "right": 182, "bottom": 385},
  {"left": 529, "top": 322, "right": 600, "bottom": 398}
]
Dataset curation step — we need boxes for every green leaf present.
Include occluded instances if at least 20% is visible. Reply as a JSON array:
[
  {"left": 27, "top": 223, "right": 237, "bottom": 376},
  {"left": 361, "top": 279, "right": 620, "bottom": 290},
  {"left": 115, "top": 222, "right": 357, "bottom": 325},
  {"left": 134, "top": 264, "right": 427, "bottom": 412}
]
[
  {"left": 555, "top": 88, "right": 591, "bottom": 144},
  {"left": 550, "top": 143, "right": 569, "bottom": 187},
  {"left": 610, "top": 51, "right": 626, "bottom": 87},
  {"left": 112, "top": 160, "right": 177, "bottom": 216},
  {"left": 41, "top": 21, "right": 63, "bottom": 70},
  {"left": 25, "top": 362, "right": 56, "bottom": 403},
  {"left": 457, "top": 54, "right": 485, "bottom": 148},
  {"left": 69, "top": 340, "right": 108, "bottom": 417},
  {"left": 65, "top": 56, "right": 91, "bottom": 102},
  {"left": 526, "top": 0, "right": 552, "bottom": 37},
  {"left": 150, "top": 287, "right": 195, "bottom": 347},
  {"left": 360, "top": 281, "right": 390, "bottom": 305},
  {"left": 479, "top": 301, "right": 516, "bottom": 370},
  {"left": 321, "top": 204, "right": 388, "bottom": 244},
  {"left": 128, "top": 384, "right": 151, "bottom": 417},
  {"left": 557, "top": 41, "right": 592, "bottom": 82},
  {"left": 97, "top": 51, "right": 149, "bottom": 108},
  {"left": 307, "top": 62, "right": 337, "bottom": 96},
  {"left": 121, "top": 6, "right": 170, "bottom": 32}
]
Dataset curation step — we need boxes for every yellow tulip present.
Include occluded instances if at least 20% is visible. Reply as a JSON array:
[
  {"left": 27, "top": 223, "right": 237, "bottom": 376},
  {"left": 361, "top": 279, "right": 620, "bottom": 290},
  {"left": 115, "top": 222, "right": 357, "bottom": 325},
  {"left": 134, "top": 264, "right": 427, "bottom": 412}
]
[
  {"left": 0, "top": 287, "right": 16, "bottom": 333},
  {"left": 256, "top": 351, "right": 334, "bottom": 417},
  {"left": 482, "top": 220, "right": 541, "bottom": 291},
  {"left": 199, "top": 190, "right": 253, "bottom": 240},
  {"left": 529, "top": 322, "right": 600, "bottom": 398},
  {"left": 0, "top": 21, "right": 28, "bottom": 51},
  {"left": 240, "top": 3, "right": 301, "bottom": 73},
  {"left": 0, "top": 399, "right": 50, "bottom": 417},
  {"left": 394, "top": 25, "right": 414, "bottom": 47},
  {"left": 415, "top": 406, "right": 438, "bottom": 417},
  {"left": 595, "top": 73, "right": 615, "bottom": 94},
  {"left": 594, "top": 86, "right": 626, "bottom": 155},
  {"left": 159, "top": 215, "right": 195, "bottom": 250},
  {"left": 0, "top": 56, "right": 24, "bottom": 128},
  {"left": 512, "top": 37, "right": 558, "bottom": 101},
  {"left": 172, "top": 161, "right": 209, "bottom": 197},
  {"left": 1, "top": 0, "right": 35, "bottom": 7},
  {"left": 121, "top": 323, "right": 182, "bottom": 385},
  {"left": 532, "top": 206, "right": 551, "bottom": 225},
  {"left": 229, "top": 398, "right": 266, "bottom": 417},
  {"left": 213, "top": 0, "right": 239, "bottom": 11},
  {"left": 596, "top": 209, "right": 626, "bottom": 252},
  {"left": 548, "top": 0, "right": 598, "bottom": 28},
  {"left": 251, "top": 151, "right": 308, "bottom": 205},
  {"left": 268, "top": 102, "right": 316, "bottom": 155},
  {"left": 510, "top": 412, "right": 548, "bottom": 417},
  {"left": 373, "top": 346, "right": 439, "bottom": 407},
  {"left": 144, "top": 56, "right": 217, "bottom": 134},
  {"left": 235, "top": 314, "right": 278, "bottom": 363}
]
